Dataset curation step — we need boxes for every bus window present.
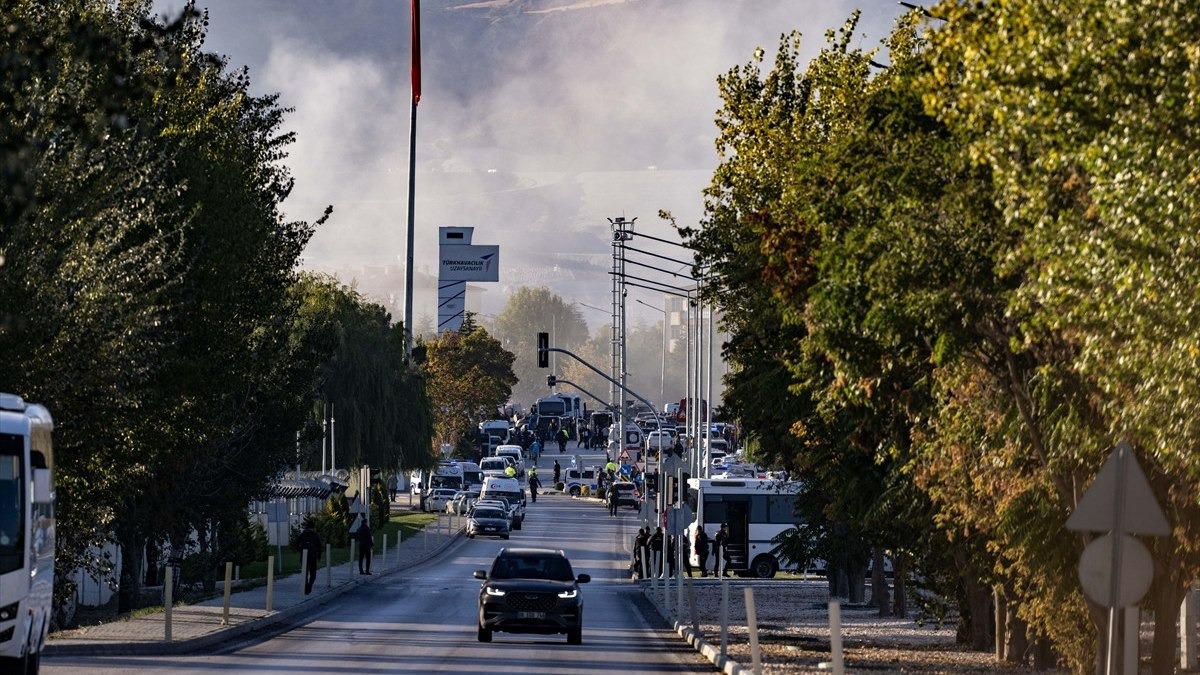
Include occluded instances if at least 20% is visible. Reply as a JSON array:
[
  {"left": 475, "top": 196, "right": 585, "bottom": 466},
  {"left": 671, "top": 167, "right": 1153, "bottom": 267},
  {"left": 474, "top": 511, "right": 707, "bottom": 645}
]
[
  {"left": 0, "top": 436, "right": 24, "bottom": 574},
  {"left": 767, "top": 495, "right": 797, "bottom": 523},
  {"left": 702, "top": 496, "right": 727, "bottom": 525}
]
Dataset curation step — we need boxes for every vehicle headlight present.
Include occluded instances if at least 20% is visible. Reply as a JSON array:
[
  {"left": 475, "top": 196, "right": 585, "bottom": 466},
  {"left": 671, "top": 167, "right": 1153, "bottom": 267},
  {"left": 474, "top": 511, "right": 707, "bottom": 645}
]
[
  {"left": 557, "top": 589, "right": 578, "bottom": 599},
  {"left": 486, "top": 586, "right": 507, "bottom": 596}
]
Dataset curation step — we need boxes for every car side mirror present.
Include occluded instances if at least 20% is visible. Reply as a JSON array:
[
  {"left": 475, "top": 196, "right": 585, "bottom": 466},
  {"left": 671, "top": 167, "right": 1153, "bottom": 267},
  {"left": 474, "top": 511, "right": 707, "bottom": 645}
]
[
  {"left": 474, "top": 570, "right": 487, "bottom": 580},
  {"left": 576, "top": 573, "right": 590, "bottom": 583}
]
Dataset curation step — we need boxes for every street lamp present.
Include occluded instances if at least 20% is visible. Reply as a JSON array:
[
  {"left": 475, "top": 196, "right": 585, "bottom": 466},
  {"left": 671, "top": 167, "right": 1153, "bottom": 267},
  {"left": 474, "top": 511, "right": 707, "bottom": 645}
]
[{"left": 635, "top": 298, "right": 667, "bottom": 409}]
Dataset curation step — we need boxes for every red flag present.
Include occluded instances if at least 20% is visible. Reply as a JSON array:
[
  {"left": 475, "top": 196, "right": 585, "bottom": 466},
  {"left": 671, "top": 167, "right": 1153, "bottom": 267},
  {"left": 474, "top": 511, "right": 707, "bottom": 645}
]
[{"left": 411, "top": 0, "right": 422, "bottom": 105}]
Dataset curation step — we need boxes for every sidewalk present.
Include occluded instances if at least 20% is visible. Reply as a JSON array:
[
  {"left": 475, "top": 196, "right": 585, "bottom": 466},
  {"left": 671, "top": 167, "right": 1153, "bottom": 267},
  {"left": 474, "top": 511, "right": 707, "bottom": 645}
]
[{"left": 45, "top": 516, "right": 463, "bottom": 657}]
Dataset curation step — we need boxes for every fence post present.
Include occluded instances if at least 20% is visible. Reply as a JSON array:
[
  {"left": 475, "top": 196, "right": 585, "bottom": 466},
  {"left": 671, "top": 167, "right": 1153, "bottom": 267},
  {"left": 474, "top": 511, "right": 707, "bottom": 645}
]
[
  {"left": 745, "top": 587, "right": 762, "bottom": 674},
  {"left": 222, "top": 561, "right": 233, "bottom": 625},
  {"left": 828, "top": 600, "right": 844, "bottom": 675},
  {"left": 720, "top": 578, "right": 729, "bottom": 659},
  {"left": 163, "top": 566, "right": 173, "bottom": 642},
  {"left": 266, "top": 555, "right": 275, "bottom": 612}
]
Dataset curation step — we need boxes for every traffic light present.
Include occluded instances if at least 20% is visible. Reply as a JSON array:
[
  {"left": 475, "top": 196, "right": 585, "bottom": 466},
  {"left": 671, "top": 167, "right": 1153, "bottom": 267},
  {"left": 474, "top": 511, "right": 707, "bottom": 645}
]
[
  {"left": 547, "top": 375, "right": 557, "bottom": 387},
  {"left": 537, "top": 332, "right": 549, "bottom": 368}
]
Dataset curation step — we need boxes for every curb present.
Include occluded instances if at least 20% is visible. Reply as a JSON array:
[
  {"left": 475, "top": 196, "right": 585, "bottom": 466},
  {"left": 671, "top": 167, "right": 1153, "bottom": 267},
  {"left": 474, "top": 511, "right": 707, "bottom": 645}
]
[
  {"left": 44, "top": 529, "right": 464, "bottom": 657},
  {"left": 641, "top": 583, "right": 751, "bottom": 675}
]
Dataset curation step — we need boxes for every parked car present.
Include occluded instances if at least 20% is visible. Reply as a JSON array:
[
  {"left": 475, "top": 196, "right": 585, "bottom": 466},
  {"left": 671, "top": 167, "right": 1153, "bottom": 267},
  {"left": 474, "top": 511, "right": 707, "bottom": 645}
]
[
  {"left": 466, "top": 506, "right": 511, "bottom": 539},
  {"left": 424, "top": 487, "right": 458, "bottom": 513},
  {"left": 475, "top": 547, "right": 590, "bottom": 644},
  {"left": 607, "top": 481, "right": 641, "bottom": 510},
  {"left": 447, "top": 490, "right": 480, "bottom": 515}
]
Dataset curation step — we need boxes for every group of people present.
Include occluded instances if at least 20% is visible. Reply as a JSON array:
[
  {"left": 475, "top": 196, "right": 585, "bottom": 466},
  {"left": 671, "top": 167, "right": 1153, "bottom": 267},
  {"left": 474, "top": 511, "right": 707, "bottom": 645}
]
[
  {"left": 630, "top": 522, "right": 732, "bottom": 579},
  {"left": 295, "top": 513, "right": 378, "bottom": 595}
]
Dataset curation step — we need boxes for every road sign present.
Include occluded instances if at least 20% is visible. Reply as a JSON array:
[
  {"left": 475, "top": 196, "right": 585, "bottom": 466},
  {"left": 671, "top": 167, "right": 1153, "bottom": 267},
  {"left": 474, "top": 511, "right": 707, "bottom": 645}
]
[
  {"left": 1066, "top": 441, "right": 1169, "bottom": 536},
  {"left": 1078, "top": 533, "right": 1154, "bottom": 608}
]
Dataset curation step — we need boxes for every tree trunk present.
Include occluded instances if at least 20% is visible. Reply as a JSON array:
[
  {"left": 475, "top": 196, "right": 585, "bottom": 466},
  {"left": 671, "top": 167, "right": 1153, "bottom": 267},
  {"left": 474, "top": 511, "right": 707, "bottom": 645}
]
[
  {"left": 1149, "top": 562, "right": 1189, "bottom": 675},
  {"left": 892, "top": 555, "right": 907, "bottom": 618},
  {"left": 963, "top": 575, "right": 993, "bottom": 651},
  {"left": 117, "top": 533, "right": 145, "bottom": 615},
  {"left": 1006, "top": 606, "right": 1030, "bottom": 665},
  {"left": 870, "top": 548, "right": 890, "bottom": 616}
]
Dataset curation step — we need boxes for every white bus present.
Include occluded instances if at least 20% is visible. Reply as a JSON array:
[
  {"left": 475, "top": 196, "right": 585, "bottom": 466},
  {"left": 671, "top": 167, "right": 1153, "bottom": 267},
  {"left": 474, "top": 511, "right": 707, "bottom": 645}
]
[
  {"left": 0, "top": 393, "right": 54, "bottom": 672},
  {"left": 684, "top": 478, "right": 809, "bottom": 578}
]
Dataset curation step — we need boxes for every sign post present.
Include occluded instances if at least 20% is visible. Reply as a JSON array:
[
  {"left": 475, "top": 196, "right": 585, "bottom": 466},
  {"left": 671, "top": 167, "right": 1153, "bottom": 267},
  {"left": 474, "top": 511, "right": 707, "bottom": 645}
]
[{"left": 1066, "top": 441, "right": 1170, "bottom": 675}]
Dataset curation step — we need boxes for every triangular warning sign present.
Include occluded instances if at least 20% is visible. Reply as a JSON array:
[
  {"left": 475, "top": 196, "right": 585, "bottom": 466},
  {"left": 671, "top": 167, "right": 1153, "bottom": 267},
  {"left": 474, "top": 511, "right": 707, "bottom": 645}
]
[{"left": 1066, "top": 441, "right": 1170, "bottom": 536}]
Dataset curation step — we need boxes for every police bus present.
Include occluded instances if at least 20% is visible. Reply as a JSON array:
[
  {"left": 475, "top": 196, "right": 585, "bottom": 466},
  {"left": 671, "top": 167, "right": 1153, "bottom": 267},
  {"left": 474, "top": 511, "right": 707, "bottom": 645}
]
[
  {"left": 0, "top": 393, "right": 54, "bottom": 673},
  {"left": 684, "top": 478, "right": 809, "bottom": 578}
]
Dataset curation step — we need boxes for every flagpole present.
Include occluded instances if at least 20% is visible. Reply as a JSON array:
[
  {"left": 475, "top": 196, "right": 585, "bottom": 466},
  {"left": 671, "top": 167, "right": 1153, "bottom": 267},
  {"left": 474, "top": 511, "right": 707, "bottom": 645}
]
[{"left": 404, "top": 0, "right": 421, "bottom": 358}]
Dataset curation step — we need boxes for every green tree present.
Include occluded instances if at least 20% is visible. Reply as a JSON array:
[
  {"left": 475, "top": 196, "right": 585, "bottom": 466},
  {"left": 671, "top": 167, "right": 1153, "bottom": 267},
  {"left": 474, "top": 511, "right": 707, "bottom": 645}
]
[
  {"left": 423, "top": 321, "right": 517, "bottom": 455},
  {"left": 492, "top": 287, "right": 589, "bottom": 408}
]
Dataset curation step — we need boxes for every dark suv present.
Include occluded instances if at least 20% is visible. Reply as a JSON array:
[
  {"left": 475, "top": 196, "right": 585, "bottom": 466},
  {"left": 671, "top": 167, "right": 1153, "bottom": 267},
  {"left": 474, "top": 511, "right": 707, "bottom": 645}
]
[{"left": 475, "top": 547, "right": 590, "bottom": 644}]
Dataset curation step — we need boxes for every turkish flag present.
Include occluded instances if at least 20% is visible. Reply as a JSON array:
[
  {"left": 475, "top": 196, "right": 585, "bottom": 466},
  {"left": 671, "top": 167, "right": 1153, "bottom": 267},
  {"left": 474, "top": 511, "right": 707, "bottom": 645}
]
[{"left": 411, "top": 0, "right": 422, "bottom": 105}]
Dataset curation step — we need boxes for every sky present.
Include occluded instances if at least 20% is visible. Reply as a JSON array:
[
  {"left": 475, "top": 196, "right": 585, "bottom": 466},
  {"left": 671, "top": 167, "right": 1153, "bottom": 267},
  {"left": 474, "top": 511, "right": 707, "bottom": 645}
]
[{"left": 149, "top": 0, "right": 911, "bottom": 330}]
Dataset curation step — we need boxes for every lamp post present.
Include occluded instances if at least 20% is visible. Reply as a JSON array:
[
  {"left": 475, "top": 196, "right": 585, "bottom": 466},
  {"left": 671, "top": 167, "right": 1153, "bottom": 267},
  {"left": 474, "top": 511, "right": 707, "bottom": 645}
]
[{"left": 635, "top": 298, "right": 667, "bottom": 410}]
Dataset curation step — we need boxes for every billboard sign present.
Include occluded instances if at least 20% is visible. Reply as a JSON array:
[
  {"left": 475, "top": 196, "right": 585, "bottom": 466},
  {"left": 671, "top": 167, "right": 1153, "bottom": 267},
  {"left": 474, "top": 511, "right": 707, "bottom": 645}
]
[{"left": 439, "top": 245, "right": 499, "bottom": 281}]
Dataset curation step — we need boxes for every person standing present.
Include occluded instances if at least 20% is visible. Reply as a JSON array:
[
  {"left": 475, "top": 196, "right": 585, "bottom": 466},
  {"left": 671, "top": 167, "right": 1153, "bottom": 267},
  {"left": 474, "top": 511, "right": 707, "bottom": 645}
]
[
  {"left": 552, "top": 459, "right": 561, "bottom": 486},
  {"left": 634, "top": 527, "right": 650, "bottom": 578},
  {"left": 528, "top": 469, "right": 541, "bottom": 503},
  {"left": 714, "top": 522, "right": 730, "bottom": 577},
  {"left": 607, "top": 484, "right": 619, "bottom": 516},
  {"left": 695, "top": 527, "right": 710, "bottom": 577},
  {"left": 356, "top": 517, "right": 374, "bottom": 575},
  {"left": 296, "top": 517, "right": 322, "bottom": 594},
  {"left": 579, "top": 426, "right": 590, "bottom": 448},
  {"left": 557, "top": 427, "right": 569, "bottom": 453}
]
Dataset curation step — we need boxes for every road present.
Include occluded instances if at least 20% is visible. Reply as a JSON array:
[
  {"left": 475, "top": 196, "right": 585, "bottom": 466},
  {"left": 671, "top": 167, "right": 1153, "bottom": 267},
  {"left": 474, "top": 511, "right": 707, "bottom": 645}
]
[{"left": 43, "top": 450, "right": 711, "bottom": 674}]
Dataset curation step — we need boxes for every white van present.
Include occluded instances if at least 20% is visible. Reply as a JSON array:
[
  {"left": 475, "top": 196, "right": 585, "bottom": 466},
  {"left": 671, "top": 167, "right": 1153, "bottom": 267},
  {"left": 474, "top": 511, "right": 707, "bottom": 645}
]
[
  {"left": 494, "top": 444, "right": 524, "bottom": 473},
  {"left": 480, "top": 476, "right": 525, "bottom": 527}
]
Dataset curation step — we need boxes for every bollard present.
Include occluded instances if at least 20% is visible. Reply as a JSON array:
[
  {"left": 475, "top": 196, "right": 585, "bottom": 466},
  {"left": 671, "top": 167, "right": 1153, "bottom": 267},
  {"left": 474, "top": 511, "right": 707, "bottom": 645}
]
[
  {"left": 685, "top": 575, "right": 699, "bottom": 635},
  {"left": 222, "top": 561, "right": 233, "bottom": 625},
  {"left": 266, "top": 555, "right": 275, "bottom": 612},
  {"left": 720, "top": 578, "right": 729, "bottom": 659},
  {"left": 163, "top": 566, "right": 173, "bottom": 642},
  {"left": 828, "top": 600, "right": 844, "bottom": 674},
  {"left": 300, "top": 555, "right": 308, "bottom": 595},
  {"left": 383, "top": 534, "right": 388, "bottom": 570},
  {"left": 350, "top": 540, "right": 357, "bottom": 579},
  {"left": 325, "top": 543, "right": 332, "bottom": 589},
  {"left": 745, "top": 587, "right": 762, "bottom": 675},
  {"left": 396, "top": 531, "right": 402, "bottom": 568}
]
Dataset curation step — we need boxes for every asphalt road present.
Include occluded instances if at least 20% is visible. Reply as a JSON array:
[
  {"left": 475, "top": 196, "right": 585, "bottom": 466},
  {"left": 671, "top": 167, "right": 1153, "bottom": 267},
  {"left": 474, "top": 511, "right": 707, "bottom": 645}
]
[{"left": 43, "top": 455, "right": 712, "bottom": 675}]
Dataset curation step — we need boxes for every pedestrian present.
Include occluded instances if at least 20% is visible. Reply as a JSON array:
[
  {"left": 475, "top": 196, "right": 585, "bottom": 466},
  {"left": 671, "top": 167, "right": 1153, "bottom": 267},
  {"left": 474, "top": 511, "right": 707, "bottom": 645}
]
[
  {"left": 530, "top": 438, "right": 541, "bottom": 464},
  {"left": 528, "top": 469, "right": 541, "bottom": 503},
  {"left": 695, "top": 527, "right": 710, "bottom": 577},
  {"left": 388, "top": 475, "right": 398, "bottom": 502},
  {"left": 650, "top": 527, "right": 664, "bottom": 577},
  {"left": 607, "top": 484, "right": 619, "bottom": 516},
  {"left": 295, "top": 516, "right": 322, "bottom": 594},
  {"left": 579, "top": 426, "right": 590, "bottom": 448},
  {"left": 356, "top": 517, "right": 373, "bottom": 575},
  {"left": 558, "top": 427, "right": 569, "bottom": 453},
  {"left": 634, "top": 527, "right": 650, "bottom": 578},
  {"left": 714, "top": 522, "right": 730, "bottom": 577},
  {"left": 552, "top": 459, "right": 561, "bottom": 486}
]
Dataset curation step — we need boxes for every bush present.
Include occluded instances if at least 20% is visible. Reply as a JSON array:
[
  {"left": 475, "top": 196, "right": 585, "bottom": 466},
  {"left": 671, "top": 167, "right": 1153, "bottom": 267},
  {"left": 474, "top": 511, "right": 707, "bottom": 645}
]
[{"left": 555, "top": 481, "right": 565, "bottom": 491}]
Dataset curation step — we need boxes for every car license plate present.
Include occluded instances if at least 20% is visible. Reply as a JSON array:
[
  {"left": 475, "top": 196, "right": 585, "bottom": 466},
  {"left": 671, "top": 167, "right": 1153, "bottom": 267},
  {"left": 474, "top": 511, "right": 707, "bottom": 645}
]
[{"left": 518, "top": 611, "right": 545, "bottom": 619}]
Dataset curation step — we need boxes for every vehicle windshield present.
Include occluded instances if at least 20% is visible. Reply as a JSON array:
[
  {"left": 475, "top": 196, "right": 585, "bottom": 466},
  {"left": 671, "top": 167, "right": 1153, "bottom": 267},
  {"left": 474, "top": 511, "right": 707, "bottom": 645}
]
[
  {"left": 490, "top": 555, "right": 574, "bottom": 581},
  {"left": 473, "top": 509, "right": 505, "bottom": 520},
  {"left": 0, "top": 433, "right": 25, "bottom": 574}
]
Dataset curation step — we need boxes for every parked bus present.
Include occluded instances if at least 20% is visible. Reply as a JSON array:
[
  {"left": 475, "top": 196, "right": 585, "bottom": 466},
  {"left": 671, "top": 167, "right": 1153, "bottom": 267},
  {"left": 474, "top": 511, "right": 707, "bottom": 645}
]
[
  {"left": 684, "top": 478, "right": 810, "bottom": 578},
  {"left": 0, "top": 393, "right": 54, "bottom": 672}
]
